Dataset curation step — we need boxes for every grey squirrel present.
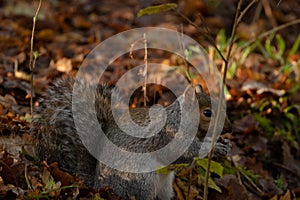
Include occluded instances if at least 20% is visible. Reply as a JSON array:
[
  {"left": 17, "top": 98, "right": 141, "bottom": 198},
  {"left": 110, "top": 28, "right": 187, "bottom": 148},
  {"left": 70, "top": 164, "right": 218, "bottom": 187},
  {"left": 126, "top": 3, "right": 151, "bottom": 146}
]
[{"left": 35, "top": 77, "right": 232, "bottom": 200}]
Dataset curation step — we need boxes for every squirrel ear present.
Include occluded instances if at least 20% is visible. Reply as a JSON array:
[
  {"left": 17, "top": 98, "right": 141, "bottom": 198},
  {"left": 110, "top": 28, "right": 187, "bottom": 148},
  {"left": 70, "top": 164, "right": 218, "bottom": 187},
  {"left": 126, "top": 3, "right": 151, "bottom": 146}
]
[{"left": 195, "top": 84, "right": 203, "bottom": 94}]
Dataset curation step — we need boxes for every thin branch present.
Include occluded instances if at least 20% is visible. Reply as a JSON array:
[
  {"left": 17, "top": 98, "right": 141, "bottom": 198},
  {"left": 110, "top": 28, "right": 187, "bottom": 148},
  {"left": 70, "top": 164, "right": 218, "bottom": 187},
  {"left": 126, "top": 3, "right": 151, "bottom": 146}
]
[
  {"left": 237, "top": 0, "right": 258, "bottom": 25},
  {"left": 204, "top": 0, "right": 257, "bottom": 199},
  {"left": 173, "top": 8, "right": 227, "bottom": 64},
  {"left": 129, "top": 34, "right": 149, "bottom": 106},
  {"left": 176, "top": 26, "right": 192, "bottom": 82},
  {"left": 29, "top": 0, "right": 42, "bottom": 116},
  {"left": 276, "top": 0, "right": 282, "bottom": 7},
  {"left": 239, "top": 18, "right": 300, "bottom": 50},
  {"left": 143, "top": 33, "right": 148, "bottom": 106}
]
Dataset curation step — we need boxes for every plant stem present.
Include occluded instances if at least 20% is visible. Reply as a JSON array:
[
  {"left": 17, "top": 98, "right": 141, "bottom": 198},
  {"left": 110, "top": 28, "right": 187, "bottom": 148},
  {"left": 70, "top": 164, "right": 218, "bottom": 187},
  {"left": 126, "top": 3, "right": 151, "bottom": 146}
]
[
  {"left": 29, "top": 0, "right": 42, "bottom": 116},
  {"left": 203, "top": 0, "right": 257, "bottom": 199}
]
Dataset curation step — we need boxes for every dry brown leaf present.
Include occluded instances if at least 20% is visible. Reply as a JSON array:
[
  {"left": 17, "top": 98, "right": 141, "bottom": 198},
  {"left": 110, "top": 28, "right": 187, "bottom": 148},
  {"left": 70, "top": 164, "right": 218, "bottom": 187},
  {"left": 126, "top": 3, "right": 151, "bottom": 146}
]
[
  {"left": 46, "top": 162, "right": 75, "bottom": 186},
  {"left": 279, "top": 190, "right": 291, "bottom": 200},
  {"left": 214, "top": 175, "right": 248, "bottom": 200},
  {"left": 232, "top": 114, "right": 259, "bottom": 134},
  {"left": 54, "top": 58, "right": 73, "bottom": 73},
  {"left": 282, "top": 141, "right": 300, "bottom": 173}
]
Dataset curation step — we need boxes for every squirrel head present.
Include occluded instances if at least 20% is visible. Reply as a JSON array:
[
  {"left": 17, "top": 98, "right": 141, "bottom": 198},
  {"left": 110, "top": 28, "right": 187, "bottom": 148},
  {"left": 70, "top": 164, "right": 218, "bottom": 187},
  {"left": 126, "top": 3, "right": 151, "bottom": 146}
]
[{"left": 193, "top": 85, "right": 232, "bottom": 139}]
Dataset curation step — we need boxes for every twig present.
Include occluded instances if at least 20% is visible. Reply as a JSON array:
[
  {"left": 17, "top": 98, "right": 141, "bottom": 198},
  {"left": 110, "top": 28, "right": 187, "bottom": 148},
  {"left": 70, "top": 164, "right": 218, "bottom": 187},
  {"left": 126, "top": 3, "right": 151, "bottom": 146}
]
[
  {"left": 176, "top": 26, "right": 192, "bottom": 82},
  {"left": 129, "top": 34, "right": 149, "bottom": 106},
  {"left": 239, "top": 18, "right": 300, "bottom": 50},
  {"left": 172, "top": 8, "right": 227, "bottom": 64},
  {"left": 24, "top": 164, "right": 33, "bottom": 191},
  {"left": 203, "top": 0, "right": 257, "bottom": 199},
  {"left": 237, "top": 0, "right": 258, "bottom": 25},
  {"left": 276, "top": 0, "right": 282, "bottom": 7},
  {"left": 143, "top": 33, "right": 148, "bottom": 106},
  {"left": 261, "top": 0, "right": 277, "bottom": 27},
  {"left": 29, "top": 0, "right": 42, "bottom": 116},
  {"left": 263, "top": 160, "right": 300, "bottom": 177},
  {"left": 187, "top": 160, "right": 196, "bottom": 199}
]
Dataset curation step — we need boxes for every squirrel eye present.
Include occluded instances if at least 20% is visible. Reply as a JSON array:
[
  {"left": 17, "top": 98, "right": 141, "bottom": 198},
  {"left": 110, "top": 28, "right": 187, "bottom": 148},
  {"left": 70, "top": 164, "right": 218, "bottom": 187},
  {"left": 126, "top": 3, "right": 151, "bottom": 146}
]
[{"left": 203, "top": 109, "right": 212, "bottom": 118}]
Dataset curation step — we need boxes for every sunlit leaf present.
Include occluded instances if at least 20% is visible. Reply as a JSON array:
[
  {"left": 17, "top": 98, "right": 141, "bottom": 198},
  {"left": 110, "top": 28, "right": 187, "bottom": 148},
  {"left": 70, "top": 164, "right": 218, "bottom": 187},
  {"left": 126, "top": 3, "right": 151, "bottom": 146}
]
[
  {"left": 198, "top": 173, "right": 222, "bottom": 192},
  {"left": 265, "top": 35, "right": 273, "bottom": 56},
  {"left": 138, "top": 3, "right": 177, "bottom": 17},
  {"left": 289, "top": 34, "right": 300, "bottom": 56},
  {"left": 194, "top": 158, "right": 224, "bottom": 177},
  {"left": 33, "top": 51, "right": 39, "bottom": 59},
  {"left": 208, "top": 177, "right": 222, "bottom": 192},
  {"left": 156, "top": 163, "right": 188, "bottom": 174},
  {"left": 276, "top": 34, "right": 285, "bottom": 57}
]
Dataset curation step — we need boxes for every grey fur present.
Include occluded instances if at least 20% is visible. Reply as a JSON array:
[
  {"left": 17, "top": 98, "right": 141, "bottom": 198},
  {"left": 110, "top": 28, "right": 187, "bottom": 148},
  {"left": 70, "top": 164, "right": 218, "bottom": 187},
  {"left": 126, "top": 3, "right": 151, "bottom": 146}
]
[{"left": 35, "top": 77, "right": 231, "bottom": 199}]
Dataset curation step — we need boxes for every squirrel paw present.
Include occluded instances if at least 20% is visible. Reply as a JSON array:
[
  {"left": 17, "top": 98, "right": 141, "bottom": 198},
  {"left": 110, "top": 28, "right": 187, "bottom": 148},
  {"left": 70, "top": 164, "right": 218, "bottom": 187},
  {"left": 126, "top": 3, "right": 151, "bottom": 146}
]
[{"left": 212, "top": 137, "right": 232, "bottom": 157}]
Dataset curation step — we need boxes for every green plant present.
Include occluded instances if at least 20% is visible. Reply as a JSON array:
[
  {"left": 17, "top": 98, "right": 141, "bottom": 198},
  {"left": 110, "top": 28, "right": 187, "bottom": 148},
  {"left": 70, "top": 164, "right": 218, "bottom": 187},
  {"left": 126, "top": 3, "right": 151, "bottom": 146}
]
[
  {"left": 156, "top": 158, "right": 224, "bottom": 193},
  {"left": 212, "top": 29, "right": 259, "bottom": 79},
  {"left": 26, "top": 168, "right": 77, "bottom": 199},
  {"left": 275, "top": 175, "right": 285, "bottom": 190},
  {"left": 257, "top": 34, "right": 300, "bottom": 87},
  {"left": 194, "top": 158, "right": 223, "bottom": 192},
  {"left": 253, "top": 96, "right": 300, "bottom": 143}
]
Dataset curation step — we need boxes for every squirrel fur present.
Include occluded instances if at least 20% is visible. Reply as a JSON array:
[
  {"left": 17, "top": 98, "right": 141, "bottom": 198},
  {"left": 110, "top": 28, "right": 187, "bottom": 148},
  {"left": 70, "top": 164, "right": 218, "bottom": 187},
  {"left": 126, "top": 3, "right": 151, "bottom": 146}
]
[{"left": 35, "top": 77, "right": 232, "bottom": 200}]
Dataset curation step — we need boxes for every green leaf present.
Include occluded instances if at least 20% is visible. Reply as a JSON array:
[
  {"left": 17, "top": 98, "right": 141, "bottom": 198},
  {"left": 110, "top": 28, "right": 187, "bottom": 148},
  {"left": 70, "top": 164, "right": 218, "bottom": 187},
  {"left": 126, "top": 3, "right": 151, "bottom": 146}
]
[
  {"left": 239, "top": 46, "right": 252, "bottom": 64},
  {"left": 216, "top": 29, "right": 227, "bottom": 50},
  {"left": 194, "top": 158, "right": 224, "bottom": 177},
  {"left": 198, "top": 173, "right": 222, "bottom": 192},
  {"left": 237, "top": 166, "right": 259, "bottom": 184},
  {"left": 156, "top": 163, "right": 188, "bottom": 174},
  {"left": 208, "top": 177, "right": 222, "bottom": 192},
  {"left": 253, "top": 113, "right": 274, "bottom": 137},
  {"left": 289, "top": 34, "right": 300, "bottom": 56},
  {"left": 207, "top": 0, "right": 221, "bottom": 9},
  {"left": 33, "top": 51, "right": 39, "bottom": 59},
  {"left": 276, "top": 34, "right": 285, "bottom": 57},
  {"left": 42, "top": 169, "right": 56, "bottom": 189},
  {"left": 265, "top": 35, "right": 273, "bottom": 57},
  {"left": 138, "top": 3, "right": 177, "bottom": 17},
  {"left": 156, "top": 166, "right": 173, "bottom": 174}
]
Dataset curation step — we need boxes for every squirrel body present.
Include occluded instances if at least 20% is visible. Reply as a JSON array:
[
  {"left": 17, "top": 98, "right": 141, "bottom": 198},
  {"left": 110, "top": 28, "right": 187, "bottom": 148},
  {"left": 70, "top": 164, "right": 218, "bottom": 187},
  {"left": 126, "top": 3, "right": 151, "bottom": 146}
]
[{"left": 36, "top": 77, "right": 232, "bottom": 200}]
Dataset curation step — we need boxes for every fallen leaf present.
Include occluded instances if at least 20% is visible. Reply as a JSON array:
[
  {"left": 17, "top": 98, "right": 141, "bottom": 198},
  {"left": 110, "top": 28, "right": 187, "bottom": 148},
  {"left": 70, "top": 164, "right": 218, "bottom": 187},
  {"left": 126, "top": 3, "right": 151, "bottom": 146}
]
[
  {"left": 214, "top": 175, "right": 248, "bottom": 200},
  {"left": 54, "top": 58, "right": 73, "bottom": 73},
  {"left": 282, "top": 141, "right": 300, "bottom": 173},
  {"left": 241, "top": 80, "right": 285, "bottom": 96},
  {"left": 46, "top": 162, "right": 75, "bottom": 186}
]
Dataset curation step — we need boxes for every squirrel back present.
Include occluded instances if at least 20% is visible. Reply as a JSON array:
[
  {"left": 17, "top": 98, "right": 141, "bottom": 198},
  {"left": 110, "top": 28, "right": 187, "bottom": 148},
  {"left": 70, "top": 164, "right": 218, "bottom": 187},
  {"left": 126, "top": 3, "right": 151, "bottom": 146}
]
[{"left": 36, "top": 77, "right": 231, "bottom": 199}]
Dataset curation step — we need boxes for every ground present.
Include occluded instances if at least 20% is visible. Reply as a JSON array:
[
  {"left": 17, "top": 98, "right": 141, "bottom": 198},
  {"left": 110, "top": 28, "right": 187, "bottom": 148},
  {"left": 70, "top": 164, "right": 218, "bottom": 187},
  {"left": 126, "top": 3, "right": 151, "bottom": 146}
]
[{"left": 0, "top": 0, "right": 300, "bottom": 199}]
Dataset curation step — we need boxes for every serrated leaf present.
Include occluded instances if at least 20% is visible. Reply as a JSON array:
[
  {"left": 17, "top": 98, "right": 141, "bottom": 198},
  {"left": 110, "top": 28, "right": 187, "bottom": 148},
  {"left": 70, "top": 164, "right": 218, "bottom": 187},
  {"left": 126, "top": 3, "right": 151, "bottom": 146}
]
[
  {"left": 194, "top": 158, "right": 224, "bottom": 177},
  {"left": 138, "top": 3, "right": 177, "bottom": 17}
]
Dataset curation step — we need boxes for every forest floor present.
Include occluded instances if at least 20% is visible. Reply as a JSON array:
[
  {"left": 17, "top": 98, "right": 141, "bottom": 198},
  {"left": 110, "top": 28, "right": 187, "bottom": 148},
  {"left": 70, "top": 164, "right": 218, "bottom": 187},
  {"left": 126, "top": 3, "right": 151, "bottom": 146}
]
[{"left": 0, "top": 0, "right": 300, "bottom": 199}]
